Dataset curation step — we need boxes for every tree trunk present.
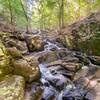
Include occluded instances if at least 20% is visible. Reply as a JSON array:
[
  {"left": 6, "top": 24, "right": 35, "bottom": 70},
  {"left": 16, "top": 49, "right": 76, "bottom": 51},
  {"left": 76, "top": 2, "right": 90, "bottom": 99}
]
[
  {"left": 58, "top": 0, "right": 64, "bottom": 34},
  {"left": 61, "top": 0, "right": 64, "bottom": 28},
  {"left": 19, "top": 0, "right": 29, "bottom": 33},
  {"left": 8, "top": 0, "right": 13, "bottom": 32}
]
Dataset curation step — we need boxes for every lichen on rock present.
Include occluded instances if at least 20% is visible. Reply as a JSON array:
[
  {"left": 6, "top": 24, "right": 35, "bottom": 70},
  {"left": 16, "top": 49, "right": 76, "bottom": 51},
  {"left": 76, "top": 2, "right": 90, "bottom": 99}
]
[{"left": 0, "top": 75, "right": 25, "bottom": 100}]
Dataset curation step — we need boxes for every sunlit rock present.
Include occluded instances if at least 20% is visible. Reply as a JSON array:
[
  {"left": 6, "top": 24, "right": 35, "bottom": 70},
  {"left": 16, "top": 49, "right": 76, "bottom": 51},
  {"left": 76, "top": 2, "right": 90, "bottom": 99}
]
[
  {"left": 25, "top": 35, "right": 44, "bottom": 52},
  {"left": 13, "top": 56, "right": 40, "bottom": 82},
  {"left": 0, "top": 41, "right": 13, "bottom": 78},
  {"left": 62, "top": 62, "right": 81, "bottom": 72},
  {"left": 0, "top": 75, "right": 25, "bottom": 100}
]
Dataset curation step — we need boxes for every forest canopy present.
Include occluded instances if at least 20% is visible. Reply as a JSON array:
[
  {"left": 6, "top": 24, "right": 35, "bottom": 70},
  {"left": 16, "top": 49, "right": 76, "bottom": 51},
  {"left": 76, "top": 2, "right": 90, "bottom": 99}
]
[{"left": 0, "top": 0, "right": 100, "bottom": 31}]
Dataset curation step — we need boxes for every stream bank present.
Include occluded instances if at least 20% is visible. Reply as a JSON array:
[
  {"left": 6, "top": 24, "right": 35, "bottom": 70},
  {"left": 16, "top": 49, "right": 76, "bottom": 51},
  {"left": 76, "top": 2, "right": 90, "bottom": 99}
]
[{"left": 0, "top": 31, "right": 100, "bottom": 100}]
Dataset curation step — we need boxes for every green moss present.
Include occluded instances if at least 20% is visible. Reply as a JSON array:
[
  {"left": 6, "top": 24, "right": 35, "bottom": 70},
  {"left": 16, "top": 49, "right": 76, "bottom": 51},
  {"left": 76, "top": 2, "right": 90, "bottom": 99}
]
[
  {"left": 0, "top": 41, "right": 13, "bottom": 78},
  {"left": 0, "top": 75, "right": 25, "bottom": 100}
]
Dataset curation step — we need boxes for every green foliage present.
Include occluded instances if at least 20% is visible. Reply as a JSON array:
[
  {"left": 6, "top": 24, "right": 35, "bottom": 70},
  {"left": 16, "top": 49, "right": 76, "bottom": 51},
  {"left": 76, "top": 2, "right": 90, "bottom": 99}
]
[{"left": 0, "top": 0, "right": 100, "bottom": 30}]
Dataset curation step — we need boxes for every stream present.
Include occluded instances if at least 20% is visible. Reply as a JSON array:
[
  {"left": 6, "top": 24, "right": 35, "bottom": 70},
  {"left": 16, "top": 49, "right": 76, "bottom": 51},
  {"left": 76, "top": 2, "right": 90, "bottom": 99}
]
[{"left": 25, "top": 39, "right": 95, "bottom": 100}]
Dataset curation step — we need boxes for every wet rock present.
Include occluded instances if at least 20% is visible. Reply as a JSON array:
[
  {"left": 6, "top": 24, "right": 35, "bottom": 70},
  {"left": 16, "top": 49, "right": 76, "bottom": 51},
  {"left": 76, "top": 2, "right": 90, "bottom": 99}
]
[
  {"left": 12, "top": 56, "right": 40, "bottom": 82},
  {"left": 58, "top": 69, "right": 75, "bottom": 80},
  {"left": 62, "top": 88, "right": 90, "bottom": 100},
  {"left": 62, "top": 82, "right": 94, "bottom": 100},
  {"left": 0, "top": 41, "right": 13, "bottom": 78},
  {"left": 74, "top": 52, "right": 90, "bottom": 65},
  {"left": 41, "top": 87, "right": 55, "bottom": 100},
  {"left": 0, "top": 75, "right": 25, "bottom": 100},
  {"left": 45, "top": 72, "right": 72, "bottom": 91},
  {"left": 25, "top": 35, "right": 44, "bottom": 52},
  {"left": 47, "top": 65, "right": 74, "bottom": 79},
  {"left": 88, "top": 56, "right": 100, "bottom": 66},
  {"left": 39, "top": 50, "right": 71, "bottom": 64},
  {"left": 39, "top": 51, "right": 58, "bottom": 63},
  {"left": 25, "top": 83, "right": 43, "bottom": 100},
  {"left": 62, "top": 62, "right": 81, "bottom": 72},
  {"left": 74, "top": 66, "right": 95, "bottom": 81},
  {"left": 62, "top": 56, "right": 79, "bottom": 62}
]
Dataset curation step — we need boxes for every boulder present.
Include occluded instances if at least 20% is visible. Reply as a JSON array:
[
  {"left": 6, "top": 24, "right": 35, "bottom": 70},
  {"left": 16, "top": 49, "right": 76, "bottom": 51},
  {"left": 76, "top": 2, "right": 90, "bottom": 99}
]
[
  {"left": 74, "top": 66, "right": 95, "bottom": 81},
  {"left": 62, "top": 62, "right": 81, "bottom": 72},
  {"left": 25, "top": 83, "right": 43, "bottom": 100},
  {"left": 38, "top": 50, "right": 71, "bottom": 64},
  {"left": 88, "top": 56, "right": 100, "bottom": 65},
  {"left": 0, "top": 75, "right": 25, "bottom": 100},
  {"left": 12, "top": 32, "right": 25, "bottom": 41},
  {"left": 5, "top": 38, "right": 28, "bottom": 54},
  {"left": 6, "top": 47, "right": 22, "bottom": 59},
  {"left": 38, "top": 51, "right": 58, "bottom": 63},
  {"left": 0, "top": 41, "right": 13, "bottom": 78},
  {"left": 25, "top": 35, "right": 44, "bottom": 52},
  {"left": 63, "top": 12, "right": 100, "bottom": 55},
  {"left": 12, "top": 56, "right": 40, "bottom": 82}
]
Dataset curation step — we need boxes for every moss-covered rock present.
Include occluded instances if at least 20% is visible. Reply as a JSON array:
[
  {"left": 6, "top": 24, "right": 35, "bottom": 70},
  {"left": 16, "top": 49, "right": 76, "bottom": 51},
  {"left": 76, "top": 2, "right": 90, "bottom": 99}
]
[
  {"left": 63, "top": 12, "right": 100, "bottom": 56},
  {"left": 25, "top": 35, "right": 44, "bottom": 52},
  {"left": 0, "top": 75, "right": 25, "bottom": 100},
  {"left": 12, "top": 56, "right": 40, "bottom": 82},
  {"left": 5, "top": 38, "right": 28, "bottom": 54},
  {"left": 6, "top": 47, "right": 22, "bottom": 59},
  {"left": 0, "top": 41, "right": 13, "bottom": 78}
]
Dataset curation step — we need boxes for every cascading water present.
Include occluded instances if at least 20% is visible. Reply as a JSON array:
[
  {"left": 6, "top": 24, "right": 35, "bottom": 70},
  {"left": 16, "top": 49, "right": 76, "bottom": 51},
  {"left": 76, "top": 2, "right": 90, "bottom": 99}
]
[{"left": 37, "top": 39, "right": 94, "bottom": 100}]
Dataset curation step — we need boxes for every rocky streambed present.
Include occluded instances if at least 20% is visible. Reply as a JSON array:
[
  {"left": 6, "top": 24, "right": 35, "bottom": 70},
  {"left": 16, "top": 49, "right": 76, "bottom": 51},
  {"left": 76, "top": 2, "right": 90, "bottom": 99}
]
[{"left": 0, "top": 32, "right": 100, "bottom": 100}]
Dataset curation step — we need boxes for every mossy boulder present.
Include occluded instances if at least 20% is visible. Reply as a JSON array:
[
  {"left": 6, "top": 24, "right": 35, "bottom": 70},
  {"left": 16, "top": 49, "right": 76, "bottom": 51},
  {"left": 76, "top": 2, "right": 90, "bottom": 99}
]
[
  {"left": 0, "top": 41, "right": 13, "bottom": 78},
  {"left": 64, "top": 12, "right": 100, "bottom": 56},
  {"left": 25, "top": 35, "right": 44, "bottom": 52},
  {"left": 6, "top": 47, "right": 22, "bottom": 59},
  {"left": 0, "top": 75, "right": 25, "bottom": 100},
  {"left": 5, "top": 38, "right": 28, "bottom": 54},
  {"left": 12, "top": 56, "right": 40, "bottom": 82}
]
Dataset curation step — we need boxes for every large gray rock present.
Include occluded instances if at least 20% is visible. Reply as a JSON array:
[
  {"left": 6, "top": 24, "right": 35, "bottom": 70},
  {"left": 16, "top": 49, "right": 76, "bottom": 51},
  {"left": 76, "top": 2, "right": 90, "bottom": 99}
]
[{"left": 0, "top": 75, "right": 25, "bottom": 100}]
